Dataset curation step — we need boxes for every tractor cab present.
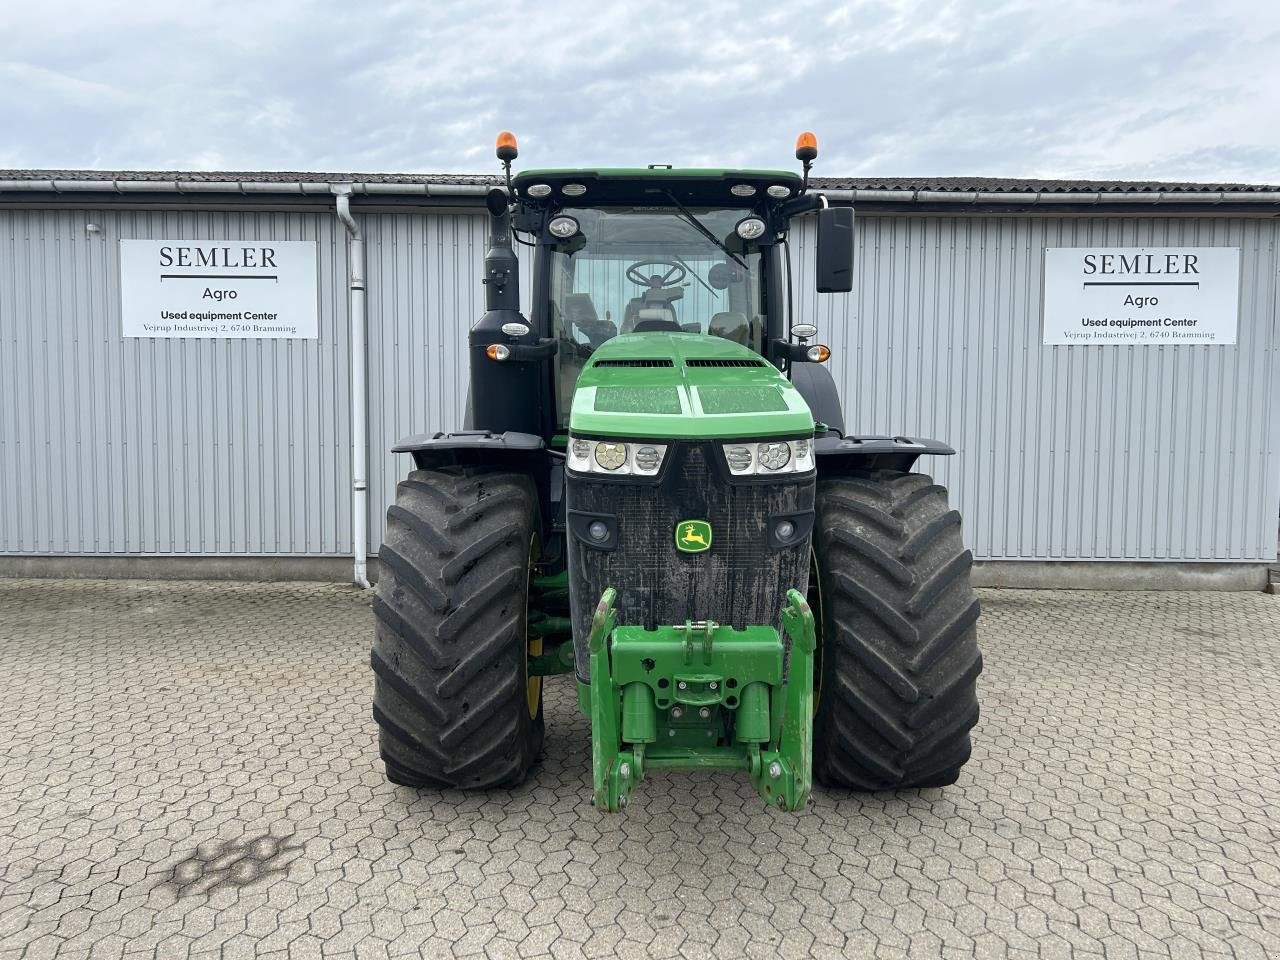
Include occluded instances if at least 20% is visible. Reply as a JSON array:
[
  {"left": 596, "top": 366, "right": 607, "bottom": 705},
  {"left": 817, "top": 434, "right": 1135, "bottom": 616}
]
[
  {"left": 467, "top": 162, "right": 854, "bottom": 440},
  {"left": 511, "top": 168, "right": 805, "bottom": 427}
]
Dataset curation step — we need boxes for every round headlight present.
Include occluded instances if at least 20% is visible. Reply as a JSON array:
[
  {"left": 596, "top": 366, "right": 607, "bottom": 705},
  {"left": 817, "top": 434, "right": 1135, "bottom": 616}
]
[
  {"left": 561, "top": 183, "right": 587, "bottom": 197},
  {"left": 571, "top": 438, "right": 592, "bottom": 460},
  {"left": 588, "top": 520, "right": 609, "bottom": 542},
  {"left": 757, "top": 441, "right": 791, "bottom": 471},
  {"left": 594, "top": 441, "right": 627, "bottom": 470},
  {"left": 548, "top": 216, "right": 580, "bottom": 238},
  {"left": 634, "top": 446, "right": 661, "bottom": 471},
  {"left": 730, "top": 184, "right": 757, "bottom": 197},
  {"left": 767, "top": 184, "right": 792, "bottom": 199},
  {"left": 736, "top": 217, "right": 767, "bottom": 240},
  {"left": 725, "top": 445, "right": 753, "bottom": 471},
  {"left": 774, "top": 519, "right": 796, "bottom": 542},
  {"left": 526, "top": 183, "right": 552, "bottom": 198}
]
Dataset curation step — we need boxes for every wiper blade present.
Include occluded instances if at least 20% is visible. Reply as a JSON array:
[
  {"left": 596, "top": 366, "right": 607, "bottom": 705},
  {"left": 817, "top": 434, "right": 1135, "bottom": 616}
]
[
  {"left": 670, "top": 253, "right": 717, "bottom": 297},
  {"left": 663, "top": 190, "right": 747, "bottom": 269}
]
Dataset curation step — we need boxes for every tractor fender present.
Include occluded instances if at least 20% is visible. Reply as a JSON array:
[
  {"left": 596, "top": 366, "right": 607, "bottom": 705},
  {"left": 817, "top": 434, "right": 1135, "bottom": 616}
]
[
  {"left": 790, "top": 361, "right": 846, "bottom": 435},
  {"left": 392, "top": 430, "right": 547, "bottom": 471},
  {"left": 814, "top": 435, "right": 954, "bottom": 474}
]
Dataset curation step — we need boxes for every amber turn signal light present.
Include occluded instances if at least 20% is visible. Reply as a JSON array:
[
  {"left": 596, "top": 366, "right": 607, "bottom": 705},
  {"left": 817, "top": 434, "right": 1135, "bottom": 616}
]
[
  {"left": 806, "top": 344, "right": 831, "bottom": 363},
  {"left": 486, "top": 343, "right": 512, "bottom": 361},
  {"left": 496, "top": 131, "right": 518, "bottom": 162},
  {"left": 795, "top": 131, "right": 818, "bottom": 163}
]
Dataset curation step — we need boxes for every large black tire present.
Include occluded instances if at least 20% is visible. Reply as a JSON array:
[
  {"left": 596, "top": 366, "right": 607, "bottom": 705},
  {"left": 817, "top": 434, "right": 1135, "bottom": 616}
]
[
  {"left": 812, "top": 470, "right": 982, "bottom": 790},
  {"left": 371, "top": 466, "right": 543, "bottom": 789}
]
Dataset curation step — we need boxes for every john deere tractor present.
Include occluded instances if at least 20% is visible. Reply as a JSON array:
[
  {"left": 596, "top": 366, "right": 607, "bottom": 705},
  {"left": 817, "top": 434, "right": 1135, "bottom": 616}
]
[{"left": 371, "top": 133, "right": 982, "bottom": 811}]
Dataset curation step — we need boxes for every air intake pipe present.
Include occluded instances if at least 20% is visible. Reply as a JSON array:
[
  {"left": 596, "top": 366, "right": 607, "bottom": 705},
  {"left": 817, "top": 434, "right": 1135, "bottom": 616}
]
[{"left": 468, "top": 189, "right": 544, "bottom": 435}]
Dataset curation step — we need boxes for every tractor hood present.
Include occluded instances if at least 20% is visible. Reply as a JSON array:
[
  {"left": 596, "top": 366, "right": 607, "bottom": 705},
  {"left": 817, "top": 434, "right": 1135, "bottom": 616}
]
[{"left": 568, "top": 333, "right": 815, "bottom": 440}]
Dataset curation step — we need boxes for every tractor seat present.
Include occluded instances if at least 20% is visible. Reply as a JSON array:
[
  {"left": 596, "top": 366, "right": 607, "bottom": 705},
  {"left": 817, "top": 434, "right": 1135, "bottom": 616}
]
[
  {"left": 709, "top": 311, "right": 751, "bottom": 345},
  {"left": 564, "top": 292, "right": 616, "bottom": 346},
  {"left": 623, "top": 299, "right": 680, "bottom": 334},
  {"left": 633, "top": 318, "right": 683, "bottom": 333}
]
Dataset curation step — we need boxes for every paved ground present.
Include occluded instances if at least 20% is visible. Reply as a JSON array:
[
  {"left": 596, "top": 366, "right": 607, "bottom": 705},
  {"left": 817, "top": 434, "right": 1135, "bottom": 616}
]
[{"left": 1, "top": 580, "right": 1278, "bottom": 960}]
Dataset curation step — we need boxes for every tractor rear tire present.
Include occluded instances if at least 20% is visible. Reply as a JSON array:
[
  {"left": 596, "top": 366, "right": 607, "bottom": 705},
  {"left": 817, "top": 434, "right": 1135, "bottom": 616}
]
[
  {"left": 371, "top": 466, "right": 543, "bottom": 789},
  {"left": 812, "top": 470, "right": 982, "bottom": 791}
]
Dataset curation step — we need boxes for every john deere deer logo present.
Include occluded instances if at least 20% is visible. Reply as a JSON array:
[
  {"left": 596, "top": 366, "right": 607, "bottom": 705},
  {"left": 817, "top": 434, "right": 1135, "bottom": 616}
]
[{"left": 676, "top": 520, "right": 712, "bottom": 553}]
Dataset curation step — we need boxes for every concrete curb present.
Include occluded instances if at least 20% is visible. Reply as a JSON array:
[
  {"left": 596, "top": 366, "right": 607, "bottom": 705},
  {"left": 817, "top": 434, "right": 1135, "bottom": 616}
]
[{"left": 972, "top": 560, "right": 1270, "bottom": 592}]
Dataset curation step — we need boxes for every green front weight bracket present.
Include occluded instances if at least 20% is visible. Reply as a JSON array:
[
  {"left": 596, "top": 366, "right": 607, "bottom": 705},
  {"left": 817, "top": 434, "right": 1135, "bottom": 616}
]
[{"left": 588, "top": 586, "right": 816, "bottom": 812}]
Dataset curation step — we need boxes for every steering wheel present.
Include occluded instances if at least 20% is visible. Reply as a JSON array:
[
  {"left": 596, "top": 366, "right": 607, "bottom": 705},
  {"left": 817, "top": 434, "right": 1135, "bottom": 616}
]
[{"left": 626, "top": 259, "right": 686, "bottom": 290}]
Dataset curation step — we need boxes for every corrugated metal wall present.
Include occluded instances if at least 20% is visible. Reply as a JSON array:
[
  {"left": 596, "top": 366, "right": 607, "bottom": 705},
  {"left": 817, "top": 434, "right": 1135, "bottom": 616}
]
[
  {"left": 0, "top": 207, "right": 351, "bottom": 556},
  {"left": 793, "top": 215, "right": 1280, "bottom": 561},
  {"left": 2, "top": 206, "right": 1277, "bottom": 562}
]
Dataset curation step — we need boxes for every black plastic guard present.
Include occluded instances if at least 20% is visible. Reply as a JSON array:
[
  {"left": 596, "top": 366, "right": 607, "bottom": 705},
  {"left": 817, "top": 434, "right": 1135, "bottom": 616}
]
[
  {"left": 790, "top": 362, "right": 846, "bottom": 435},
  {"left": 391, "top": 430, "right": 547, "bottom": 469},
  {"left": 814, "top": 435, "right": 954, "bottom": 473}
]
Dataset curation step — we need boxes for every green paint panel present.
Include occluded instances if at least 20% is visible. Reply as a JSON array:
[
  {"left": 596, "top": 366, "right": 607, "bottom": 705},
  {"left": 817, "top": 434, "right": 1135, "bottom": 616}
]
[
  {"left": 697, "top": 385, "right": 788, "bottom": 415},
  {"left": 594, "top": 386, "right": 682, "bottom": 415},
  {"left": 569, "top": 333, "right": 813, "bottom": 440}
]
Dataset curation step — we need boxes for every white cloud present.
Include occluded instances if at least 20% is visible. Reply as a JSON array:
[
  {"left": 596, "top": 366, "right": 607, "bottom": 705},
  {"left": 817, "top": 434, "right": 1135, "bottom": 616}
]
[{"left": 0, "top": 0, "right": 1277, "bottom": 182}]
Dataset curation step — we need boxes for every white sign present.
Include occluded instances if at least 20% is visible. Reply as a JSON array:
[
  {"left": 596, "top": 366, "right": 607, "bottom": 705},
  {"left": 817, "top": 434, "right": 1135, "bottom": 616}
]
[
  {"left": 120, "top": 239, "right": 319, "bottom": 339},
  {"left": 1043, "top": 247, "right": 1240, "bottom": 345}
]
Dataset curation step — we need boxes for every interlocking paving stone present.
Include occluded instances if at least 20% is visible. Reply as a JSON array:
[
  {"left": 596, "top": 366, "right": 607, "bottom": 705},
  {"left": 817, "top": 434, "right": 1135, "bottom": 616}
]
[{"left": 1, "top": 578, "right": 1278, "bottom": 958}]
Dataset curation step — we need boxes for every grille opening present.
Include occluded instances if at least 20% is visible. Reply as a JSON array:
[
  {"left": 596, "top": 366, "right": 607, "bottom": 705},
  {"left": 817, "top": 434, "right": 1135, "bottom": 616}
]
[
  {"left": 592, "top": 358, "right": 673, "bottom": 368},
  {"left": 685, "top": 358, "right": 766, "bottom": 368}
]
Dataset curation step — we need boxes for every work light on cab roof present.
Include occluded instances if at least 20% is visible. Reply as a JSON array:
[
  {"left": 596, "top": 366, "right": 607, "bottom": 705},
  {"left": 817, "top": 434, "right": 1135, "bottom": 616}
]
[{"left": 370, "top": 126, "right": 982, "bottom": 818}]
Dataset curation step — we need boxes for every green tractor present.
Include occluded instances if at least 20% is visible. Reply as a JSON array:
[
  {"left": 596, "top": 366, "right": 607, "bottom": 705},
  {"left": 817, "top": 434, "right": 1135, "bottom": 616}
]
[{"left": 370, "top": 132, "right": 982, "bottom": 811}]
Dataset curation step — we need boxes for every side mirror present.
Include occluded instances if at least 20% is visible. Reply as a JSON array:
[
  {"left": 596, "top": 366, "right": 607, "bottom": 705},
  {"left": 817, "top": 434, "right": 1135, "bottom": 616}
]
[{"left": 815, "top": 206, "right": 854, "bottom": 293}]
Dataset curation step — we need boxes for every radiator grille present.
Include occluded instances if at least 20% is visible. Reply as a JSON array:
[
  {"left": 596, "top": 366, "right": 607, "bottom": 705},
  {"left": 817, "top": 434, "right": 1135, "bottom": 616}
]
[
  {"left": 685, "top": 357, "right": 766, "bottom": 368},
  {"left": 591, "top": 358, "right": 673, "bottom": 368},
  {"left": 566, "top": 442, "right": 814, "bottom": 680}
]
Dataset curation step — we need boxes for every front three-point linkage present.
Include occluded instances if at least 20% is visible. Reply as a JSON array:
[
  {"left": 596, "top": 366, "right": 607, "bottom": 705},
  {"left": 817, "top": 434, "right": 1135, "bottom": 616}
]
[{"left": 588, "top": 587, "right": 815, "bottom": 812}]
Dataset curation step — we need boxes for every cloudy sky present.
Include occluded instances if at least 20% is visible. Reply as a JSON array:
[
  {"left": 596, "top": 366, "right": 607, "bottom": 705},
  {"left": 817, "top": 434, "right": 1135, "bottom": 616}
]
[{"left": 2, "top": 0, "right": 1278, "bottom": 183}]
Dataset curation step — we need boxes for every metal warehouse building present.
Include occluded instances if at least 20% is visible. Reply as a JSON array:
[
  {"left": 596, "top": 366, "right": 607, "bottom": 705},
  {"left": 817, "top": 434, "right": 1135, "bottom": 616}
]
[{"left": 1, "top": 170, "right": 1277, "bottom": 589}]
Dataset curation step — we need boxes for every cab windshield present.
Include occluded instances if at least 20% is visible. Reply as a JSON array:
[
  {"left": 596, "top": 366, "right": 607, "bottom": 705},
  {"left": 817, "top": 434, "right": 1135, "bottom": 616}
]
[{"left": 547, "top": 206, "right": 768, "bottom": 424}]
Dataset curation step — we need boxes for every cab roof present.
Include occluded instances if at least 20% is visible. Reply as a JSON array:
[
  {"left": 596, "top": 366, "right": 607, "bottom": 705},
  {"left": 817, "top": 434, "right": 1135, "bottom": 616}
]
[{"left": 512, "top": 168, "right": 804, "bottom": 205}]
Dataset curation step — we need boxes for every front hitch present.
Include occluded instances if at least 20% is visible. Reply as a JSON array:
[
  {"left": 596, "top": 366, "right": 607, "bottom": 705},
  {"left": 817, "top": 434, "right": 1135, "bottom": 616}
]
[{"left": 587, "top": 587, "right": 815, "bottom": 812}]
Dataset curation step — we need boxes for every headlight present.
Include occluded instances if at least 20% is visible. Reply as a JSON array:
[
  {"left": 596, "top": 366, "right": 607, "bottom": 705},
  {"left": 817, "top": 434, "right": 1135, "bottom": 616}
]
[
  {"left": 593, "top": 441, "right": 627, "bottom": 470},
  {"left": 735, "top": 217, "right": 767, "bottom": 240},
  {"left": 548, "top": 215, "right": 580, "bottom": 238},
  {"left": 567, "top": 436, "right": 668, "bottom": 476},
  {"left": 722, "top": 438, "right": 815, "bottom": 475},
  {"left": 758, "top": 442, "right": 791, "bottom": 471},
  {"left": 526, "top": 183, "right": 552, "bottom": 198}
]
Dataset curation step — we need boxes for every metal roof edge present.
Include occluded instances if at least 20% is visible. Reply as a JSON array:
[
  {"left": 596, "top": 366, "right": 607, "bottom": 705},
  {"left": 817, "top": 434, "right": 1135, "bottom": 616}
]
[{"left": 819, "top": 188, "right": 1280, "bottom": 206}]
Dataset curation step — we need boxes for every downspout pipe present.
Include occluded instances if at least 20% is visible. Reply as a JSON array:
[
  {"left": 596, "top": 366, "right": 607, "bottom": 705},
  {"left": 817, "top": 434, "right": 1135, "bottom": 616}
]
[{"left": 334, "top": 186, "right": 371, "bottom": 589}]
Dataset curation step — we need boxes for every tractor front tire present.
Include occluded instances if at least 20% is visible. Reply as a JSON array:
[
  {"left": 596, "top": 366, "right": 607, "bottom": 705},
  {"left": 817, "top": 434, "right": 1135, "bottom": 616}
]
[
  {"left": 371, "top": 466, "right": 543, "bottom": 789},
  {"left": 812, "top": 470, "right": 982, "bottom": 791}
]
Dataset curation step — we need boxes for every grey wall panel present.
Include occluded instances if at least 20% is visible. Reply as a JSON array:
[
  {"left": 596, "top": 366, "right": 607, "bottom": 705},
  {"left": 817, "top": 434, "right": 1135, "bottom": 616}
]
[
  {"left": 793, "top": 214, "right": 1280, "bottom": 562},
  {"left": 0, "top": 207, "right": 350, "bottom": 556}
]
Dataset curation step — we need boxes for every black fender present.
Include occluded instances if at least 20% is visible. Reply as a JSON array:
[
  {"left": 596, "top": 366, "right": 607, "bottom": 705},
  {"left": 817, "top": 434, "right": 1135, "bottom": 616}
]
[
  {"left": 814, "top": 435, "right": 954, "bottom": 474},
  {"left": 790, "top": 362, "right": 846, "bottom": 435},
  {"left": 391, "top": 430, "right": 562, "bottom": 565},
  {"left": 392, "top": 430, "right": 549, "bottom": 471}
]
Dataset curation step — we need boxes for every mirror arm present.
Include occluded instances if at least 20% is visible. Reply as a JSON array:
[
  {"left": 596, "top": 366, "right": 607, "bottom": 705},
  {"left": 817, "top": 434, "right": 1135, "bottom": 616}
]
[
  {"left": 779, "top": 193, "right": 823, "bottom": 219},
  {"left": 772, "top": 339, "right": 819, "bottom": 362}
]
